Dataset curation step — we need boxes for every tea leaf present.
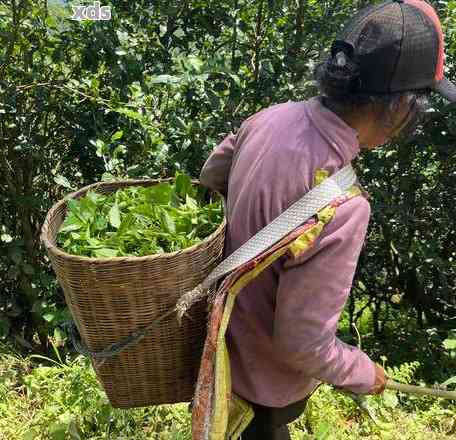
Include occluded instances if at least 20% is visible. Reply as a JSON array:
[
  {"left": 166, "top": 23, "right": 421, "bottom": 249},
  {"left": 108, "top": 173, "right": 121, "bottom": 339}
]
[
  {"left": 57, "top": 175, "right": 222, "bottom": 257},
  {"left": 159, "top": 209, "right": 176, "bottom": 234},
  {"left": 109, "top": 203, "right": 121, "bottom": 229},
  {"left": 175, "top": 172, "right": 193, "bottom": 199},
  {"left": 185, "top": 194, "right": 198, "bottom": 210},
  {"left": 93, "top": 248, "right": 118, "bottom": 258},
  {"left": 145, "top": 184, "right": 173, "bottom": 205},
  {"left": 59, "top": 222, "right": 82, "bottom": 233}
]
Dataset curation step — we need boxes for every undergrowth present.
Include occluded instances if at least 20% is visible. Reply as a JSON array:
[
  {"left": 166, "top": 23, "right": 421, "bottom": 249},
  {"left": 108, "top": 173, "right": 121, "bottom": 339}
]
[{"left": 0, "top": 342, "right": 455, "bottom": 440}]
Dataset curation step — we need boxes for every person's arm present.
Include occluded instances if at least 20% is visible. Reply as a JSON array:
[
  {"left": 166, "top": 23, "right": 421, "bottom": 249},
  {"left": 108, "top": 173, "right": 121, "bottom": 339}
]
[
  {"left": 273, "top": 195, "right": 386, "bottom": 394},
  {"left": 199, "top": 132, "right": 237, "bottom": 198},
  {"left": 199, "top": 109, "right": 266, "bottom": 196}
]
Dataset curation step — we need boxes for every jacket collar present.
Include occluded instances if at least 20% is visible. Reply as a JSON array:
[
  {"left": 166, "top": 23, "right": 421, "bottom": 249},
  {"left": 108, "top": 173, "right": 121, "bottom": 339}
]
[{"left": 306, "top": 96, "right": 360, "bottom": 162}]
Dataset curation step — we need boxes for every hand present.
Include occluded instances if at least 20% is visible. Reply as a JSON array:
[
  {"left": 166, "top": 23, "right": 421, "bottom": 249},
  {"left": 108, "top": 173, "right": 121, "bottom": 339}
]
[
  {"left": 368, "top": 363, "right": 388, "bottom": 395},
  {"left": 333, "top": 363, "right": 388, "bottom": 396}
]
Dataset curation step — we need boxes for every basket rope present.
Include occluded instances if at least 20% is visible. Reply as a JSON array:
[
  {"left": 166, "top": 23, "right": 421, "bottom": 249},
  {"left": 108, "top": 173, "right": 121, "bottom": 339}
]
[
  {"left": 63, "top": 285, "right": 209, "bottom": 366},
  {"left": 63, "top": 309, "right": 176, "bottom": 368}
]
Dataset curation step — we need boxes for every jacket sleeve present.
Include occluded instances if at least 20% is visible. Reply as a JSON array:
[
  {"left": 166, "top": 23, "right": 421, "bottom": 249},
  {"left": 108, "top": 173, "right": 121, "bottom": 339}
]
[
  {"left": 273, "top": 195, "right": 377, "bottom": 394},
  {"left": 199, "top": 131, "right": 238, "bottom": 197},
  {"left": 200, "top": 108, "right": 269, "bottom": 196}
]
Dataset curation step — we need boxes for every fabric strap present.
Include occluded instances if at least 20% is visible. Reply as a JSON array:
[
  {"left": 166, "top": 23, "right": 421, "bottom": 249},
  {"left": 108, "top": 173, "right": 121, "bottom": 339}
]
[{"left": 199, "top": 163, "right": 357, "bottom": 291}]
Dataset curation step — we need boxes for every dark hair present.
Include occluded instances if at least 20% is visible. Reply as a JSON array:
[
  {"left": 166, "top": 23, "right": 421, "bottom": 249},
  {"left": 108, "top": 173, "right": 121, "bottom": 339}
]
[{"left": 313, "top": 50, "right": 430, "bottom": 139}]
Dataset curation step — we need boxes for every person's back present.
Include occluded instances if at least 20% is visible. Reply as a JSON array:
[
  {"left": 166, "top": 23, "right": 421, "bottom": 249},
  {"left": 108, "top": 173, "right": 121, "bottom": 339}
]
[
  {"left": 198, "top": 1, "right": 455, "bottom": 437},
  {"left": 201, "top": 97, "right": 376, "bottom": 409}
]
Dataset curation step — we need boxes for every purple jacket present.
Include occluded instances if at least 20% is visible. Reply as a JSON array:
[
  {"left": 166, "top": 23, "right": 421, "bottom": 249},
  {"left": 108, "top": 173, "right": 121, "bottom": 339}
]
[{"left": 199, "top": 97, "right": 377, "bottom": 407}]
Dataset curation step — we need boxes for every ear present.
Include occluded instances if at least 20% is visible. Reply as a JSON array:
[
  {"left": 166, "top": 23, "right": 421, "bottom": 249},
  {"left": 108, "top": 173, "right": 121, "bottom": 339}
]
[
  {"left": 393, "top": 94, "right": 411, "bottom": 112},
  {"left": 388, "top": 95, "right": 415, "bottom": 128},
  {"left": 366, "top": 99, "right": 384, "bottom": 120}
]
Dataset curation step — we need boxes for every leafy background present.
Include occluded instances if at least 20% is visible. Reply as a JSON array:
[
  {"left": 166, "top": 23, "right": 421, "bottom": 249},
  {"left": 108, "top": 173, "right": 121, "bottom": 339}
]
[{"left": 0, "top": 0, "right": 455, "bottom": 438}]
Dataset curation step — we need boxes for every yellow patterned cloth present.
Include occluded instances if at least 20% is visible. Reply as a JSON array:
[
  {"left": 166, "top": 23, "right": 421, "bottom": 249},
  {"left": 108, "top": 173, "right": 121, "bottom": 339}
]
[{"left": 193, "top": 169, "right": 364, "bottom": 440}]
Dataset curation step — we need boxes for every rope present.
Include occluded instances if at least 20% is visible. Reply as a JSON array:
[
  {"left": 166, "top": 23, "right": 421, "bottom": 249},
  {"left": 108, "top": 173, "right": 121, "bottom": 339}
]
[
  {"left": 62, "top": 305, "right": 178, "bottom": 367},
  {"left": 63, "top": 283, "right": 215, "bottom": 367}
]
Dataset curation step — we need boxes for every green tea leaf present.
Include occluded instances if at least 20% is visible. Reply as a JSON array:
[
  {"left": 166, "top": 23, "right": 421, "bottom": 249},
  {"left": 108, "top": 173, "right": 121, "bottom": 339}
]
[
  {"left": 109, "top": 203, "right": 121, "bottom": 228},
  {"left": 66, "top": 199, "right": 79, "bottom": 213},
  {"left": 93, "top": 248, "right": 118, "bottom": 258},
  {"left": 86, "top": 191, "right": 103, "bottom": 204},
  {"left": 59, "top": 222, "right": 82, "bottom": 233},
  {"left": 186, "top": 194, "right": 198, "bottom": 210},
  {"left": 146, "top": 184, "right": 174, "bottom": 205},
  {"left": 79, "top": 198, "right": 97, "bottom": 220},
  {"left": 175, "top": 172, "right": 193, "bottom": 199},
  {"left": 159, "top": 209, "right": 176, "bottom": 234},
  {"left": 117, "top": 213, "right": 135, "bottom": 236},
  {"left": 87, "top": 238, "right": 102, "bottom": 247},
  {"left": 93, "top": 216, "right": 108, "bottom": 231},
  {"left": 57, "top": 175, "right": 222, "bottom": 257}
]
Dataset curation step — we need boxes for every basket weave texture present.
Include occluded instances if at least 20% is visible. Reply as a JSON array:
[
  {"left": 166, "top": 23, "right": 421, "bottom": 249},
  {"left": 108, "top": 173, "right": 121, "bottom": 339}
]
[{"left": 41, "top": 179, "right": 226, "bottom": 408}]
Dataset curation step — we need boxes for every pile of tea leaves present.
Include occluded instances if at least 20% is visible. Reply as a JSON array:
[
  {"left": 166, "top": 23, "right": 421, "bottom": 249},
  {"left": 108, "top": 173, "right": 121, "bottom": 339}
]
[{"left": 57, "top": 173, "right": 223, "bottom": 258}]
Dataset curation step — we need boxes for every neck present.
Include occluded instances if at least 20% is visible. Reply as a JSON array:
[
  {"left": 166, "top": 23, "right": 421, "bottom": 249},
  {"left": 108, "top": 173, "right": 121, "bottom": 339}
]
[{"left": 321, "top": 96, "right": 371, "bottom": 149}]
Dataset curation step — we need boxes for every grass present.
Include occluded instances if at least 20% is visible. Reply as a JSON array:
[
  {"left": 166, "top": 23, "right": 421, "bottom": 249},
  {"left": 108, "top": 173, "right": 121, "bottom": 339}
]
[
  {"left": 1, "top": 297, "right": 455, "bottom": 439},
  {"left": 0, "top": 341, "right": 455, "bottom": 440}
]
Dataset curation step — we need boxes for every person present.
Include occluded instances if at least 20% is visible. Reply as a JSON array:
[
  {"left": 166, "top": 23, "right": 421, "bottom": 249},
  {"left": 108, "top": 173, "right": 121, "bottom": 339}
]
[{"left": 199, "top": 1, "right": 456, "bottom": 439}]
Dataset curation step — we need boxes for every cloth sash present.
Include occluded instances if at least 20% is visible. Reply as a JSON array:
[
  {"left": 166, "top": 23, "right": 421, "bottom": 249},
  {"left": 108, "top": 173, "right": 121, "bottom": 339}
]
[{"left": 192, "top": 170, "right": 364, "bottom": 439}]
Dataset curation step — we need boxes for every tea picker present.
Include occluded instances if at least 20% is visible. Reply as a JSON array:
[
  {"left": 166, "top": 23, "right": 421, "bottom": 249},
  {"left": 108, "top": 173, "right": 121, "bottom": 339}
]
[
  {"left": 190, "top": 1, "right": 456, "bottom": 438},
  {"left": 41, "top": 1, "right": 456, "bottom": 439}
]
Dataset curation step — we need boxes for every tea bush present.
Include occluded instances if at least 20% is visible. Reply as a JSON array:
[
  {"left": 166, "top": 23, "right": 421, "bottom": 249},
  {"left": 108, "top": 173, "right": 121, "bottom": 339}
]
[{"left": 0, "top": 1, "right": 454, "bottom": 371}]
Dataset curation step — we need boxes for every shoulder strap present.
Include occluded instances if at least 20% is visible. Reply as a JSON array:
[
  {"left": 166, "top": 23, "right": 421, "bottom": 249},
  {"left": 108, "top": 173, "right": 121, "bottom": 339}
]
[{"left": 200, "top": 164, "right": 357, "bottom": 290}]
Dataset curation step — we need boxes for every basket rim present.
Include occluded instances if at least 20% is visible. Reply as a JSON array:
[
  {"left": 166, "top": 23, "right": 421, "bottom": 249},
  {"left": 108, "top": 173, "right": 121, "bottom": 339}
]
[{"left": 40, "top": 178, "right": 226, "bottom": 264}]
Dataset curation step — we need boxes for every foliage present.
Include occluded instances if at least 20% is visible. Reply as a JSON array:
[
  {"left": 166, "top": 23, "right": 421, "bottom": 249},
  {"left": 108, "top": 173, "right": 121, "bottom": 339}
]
[
  {"left": 0, "top": 0, "right": 454, "bottom": 367},
  {"left": 57, "top": 174, "right": 222, "bottom": 257},
  {"left": 0, "top": 342, "right": 191, "bottom": 440},
  {"left": 0, "top": 1, "right": 454, "bottom": 436},
  {"left": 0, "top": 340, "right": 455, "bottom": 440}
]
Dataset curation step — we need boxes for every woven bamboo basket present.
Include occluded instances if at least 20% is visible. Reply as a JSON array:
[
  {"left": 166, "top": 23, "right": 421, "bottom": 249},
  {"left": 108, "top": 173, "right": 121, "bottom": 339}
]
[{"left": 41, "top": 179, "right": 226, "bottom": 408}]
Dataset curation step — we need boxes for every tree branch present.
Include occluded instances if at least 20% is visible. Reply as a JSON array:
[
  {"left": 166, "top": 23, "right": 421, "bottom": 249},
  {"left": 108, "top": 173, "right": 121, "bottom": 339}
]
[
  {"left": 231, "top": 0, "right": 239, "bottom": 72},
  {"left": 386, "top": 379, "right": 456, "bottom": 400}
]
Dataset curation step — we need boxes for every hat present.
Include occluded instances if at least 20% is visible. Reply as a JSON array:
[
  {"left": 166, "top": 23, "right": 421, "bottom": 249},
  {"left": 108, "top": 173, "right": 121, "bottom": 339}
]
[{"left": 332, "top": 0, "right": 456, "bottom": 101}]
